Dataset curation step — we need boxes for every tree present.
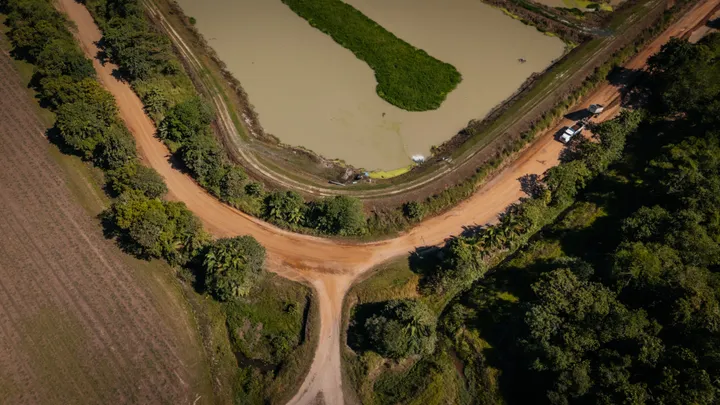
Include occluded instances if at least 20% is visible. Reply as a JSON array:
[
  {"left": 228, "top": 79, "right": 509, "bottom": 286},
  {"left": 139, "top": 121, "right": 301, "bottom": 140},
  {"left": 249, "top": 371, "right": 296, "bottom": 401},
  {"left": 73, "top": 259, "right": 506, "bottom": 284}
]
[
  {"left": 106, "top": 162, "right": 168, "bottom": 198},
  {"left": 522, "top": 268, "right": 663, "bottom": 404},
  {"left": 310, "top": 195, "right": 366, "bottom": 236},
  {"left": 178, "top": 134, "right": 226, "bottom": 191},
  {"left": 158, "top": 96, "right": 214, "bottom": 143},
  {"left": 203, "top": 236, "right": 266, "bottom": 301},
  {"left": 263, "top": 190, "right": 306, "bottom": 226},
  {"left": 403, "top": 201, "right": 426, "bottom": 221},
  {"left": 543, "top": 160, "right": 591, "bottom": 207},
  {"left": 220, "top": 165, "right": 249, "bottom": 201},
  {"left": 431, "top": 236, "right": 486, "bottom": 294},
  {"left": 55, "top": 101, "right": 107, "bottom": 158},
  {"left": 95, "top": 124, "right": 137, "bottom": 169},
  {"left": 35, "top": 39, "right": 95, "bottom": 81},
  {"left": 109, "top": 191, "right": 204, "bottom": 264},
  {"left": 364, "top": 299, "right": 437, "bottom": 359}
]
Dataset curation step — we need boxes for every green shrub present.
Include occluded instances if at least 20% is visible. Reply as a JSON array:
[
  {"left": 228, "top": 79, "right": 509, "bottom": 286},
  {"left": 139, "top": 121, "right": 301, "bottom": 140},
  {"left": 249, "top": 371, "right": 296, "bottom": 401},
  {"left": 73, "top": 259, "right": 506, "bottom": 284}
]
[
  {"left": 94, "top": 124, "right": 137, "bottom": 169},
  {"left": 282, "top": 0, "right": 461, "bottom": 111},
  {"left": 202, "top": 236, "right": 266, "bottom": 301},
  {"left": 309, "top": 195, "right": 367, "bottom": 236},
  {"left": 263, "top": 190, "right": 306, "bottom": 227},
  {"left": 108, "top": 191, "right": 206, "bottom": 265},
  {"left": 55, "top": 101, "right": 110, "bottom": 158},
  {"left": 364, "top": 299, "right": 437, "bottom": 359},
  {"left": 402, "top": 201, "right": 426, "bottom": 221},
  {"left": 106, "top": 162, "right": 168, "bottom": 199}
]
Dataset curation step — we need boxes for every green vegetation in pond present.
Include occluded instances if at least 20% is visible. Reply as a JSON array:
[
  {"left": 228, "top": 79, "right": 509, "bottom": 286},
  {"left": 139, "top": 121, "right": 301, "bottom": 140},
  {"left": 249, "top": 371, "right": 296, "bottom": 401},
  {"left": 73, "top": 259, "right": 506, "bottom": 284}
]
[{"left": 281, "top": 0, "right": 462, "bottom": 112}]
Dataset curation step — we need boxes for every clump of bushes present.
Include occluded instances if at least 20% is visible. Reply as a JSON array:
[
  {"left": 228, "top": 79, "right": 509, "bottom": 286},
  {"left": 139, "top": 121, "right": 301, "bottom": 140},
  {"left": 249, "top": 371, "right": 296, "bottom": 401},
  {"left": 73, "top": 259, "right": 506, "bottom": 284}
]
[
  {"left": 364, "top": 299, "right": 437, "bottom": 359},
  {"left": 281, "top": 0, "right": 462, "bottom": 111}
]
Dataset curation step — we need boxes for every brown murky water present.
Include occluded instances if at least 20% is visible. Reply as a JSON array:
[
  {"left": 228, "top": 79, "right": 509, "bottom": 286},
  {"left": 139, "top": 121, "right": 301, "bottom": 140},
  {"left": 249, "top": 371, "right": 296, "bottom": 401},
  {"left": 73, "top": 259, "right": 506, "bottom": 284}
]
[{"left": 176, "top": 0, "right": 565, "bottom": 170}]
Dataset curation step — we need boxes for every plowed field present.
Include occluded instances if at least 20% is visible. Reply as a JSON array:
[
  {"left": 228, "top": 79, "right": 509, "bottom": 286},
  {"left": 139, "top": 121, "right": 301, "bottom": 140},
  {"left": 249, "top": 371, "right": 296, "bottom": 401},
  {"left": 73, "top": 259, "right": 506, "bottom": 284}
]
[{"left": 0, "top": 45, "right": 214, "bottom": 404}]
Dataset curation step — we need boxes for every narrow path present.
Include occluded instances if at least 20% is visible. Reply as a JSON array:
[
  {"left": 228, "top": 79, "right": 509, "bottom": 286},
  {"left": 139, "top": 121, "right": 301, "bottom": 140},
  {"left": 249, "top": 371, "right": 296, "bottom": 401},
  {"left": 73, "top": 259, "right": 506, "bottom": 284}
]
[{"left": 56, "top": 0, "right": 720, "bottom": 403}]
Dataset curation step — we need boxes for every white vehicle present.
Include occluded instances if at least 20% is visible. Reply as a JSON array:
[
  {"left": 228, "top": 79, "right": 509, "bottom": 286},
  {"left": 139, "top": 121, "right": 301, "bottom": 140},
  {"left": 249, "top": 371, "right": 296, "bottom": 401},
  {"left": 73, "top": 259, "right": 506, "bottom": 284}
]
[
  {"left": 560, "top": 121, "right": 586, "bottom": 143},
  {"left": 589, "top": 104, "right": 605, "bottom": 115}
]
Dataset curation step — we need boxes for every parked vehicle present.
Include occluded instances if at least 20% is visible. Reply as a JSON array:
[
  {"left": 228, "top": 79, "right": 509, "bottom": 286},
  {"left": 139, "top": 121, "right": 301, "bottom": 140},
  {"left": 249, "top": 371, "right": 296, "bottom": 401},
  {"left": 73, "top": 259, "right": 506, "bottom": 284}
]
[
  {"left": 589, "top": 104, "right": 604, "bottom": 115},
  {"left": 560, "top": 120, "right": 586, "bottom": 143}
]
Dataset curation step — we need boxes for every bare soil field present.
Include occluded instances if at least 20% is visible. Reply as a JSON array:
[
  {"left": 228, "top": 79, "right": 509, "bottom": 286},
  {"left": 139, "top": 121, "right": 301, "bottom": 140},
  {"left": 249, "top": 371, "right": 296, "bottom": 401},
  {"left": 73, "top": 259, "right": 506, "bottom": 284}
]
[{"left": 0, "top": 46, "right": 215, "bottom": 404}]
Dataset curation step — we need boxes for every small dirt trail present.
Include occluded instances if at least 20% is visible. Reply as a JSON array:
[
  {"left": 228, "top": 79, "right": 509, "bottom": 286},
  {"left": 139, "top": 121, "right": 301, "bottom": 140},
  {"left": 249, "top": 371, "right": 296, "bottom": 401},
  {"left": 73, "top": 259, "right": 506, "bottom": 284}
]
[{"left": 57, "top": 0, "right": 720, "bottom": 403}]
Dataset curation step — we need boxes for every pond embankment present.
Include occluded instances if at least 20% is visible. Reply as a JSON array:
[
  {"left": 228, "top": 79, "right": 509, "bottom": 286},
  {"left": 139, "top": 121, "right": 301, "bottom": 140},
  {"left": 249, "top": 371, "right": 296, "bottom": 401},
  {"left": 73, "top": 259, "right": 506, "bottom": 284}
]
[{"left": 176, "top": 0, "right": 565, "bottom": 170}]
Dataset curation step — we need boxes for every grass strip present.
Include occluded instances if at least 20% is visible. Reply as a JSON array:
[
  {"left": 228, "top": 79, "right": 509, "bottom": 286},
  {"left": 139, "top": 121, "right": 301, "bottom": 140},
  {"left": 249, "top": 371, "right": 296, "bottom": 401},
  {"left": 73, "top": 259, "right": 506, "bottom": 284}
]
[{"left": 281, "top": 0, "right": 462, "bottom": 111}]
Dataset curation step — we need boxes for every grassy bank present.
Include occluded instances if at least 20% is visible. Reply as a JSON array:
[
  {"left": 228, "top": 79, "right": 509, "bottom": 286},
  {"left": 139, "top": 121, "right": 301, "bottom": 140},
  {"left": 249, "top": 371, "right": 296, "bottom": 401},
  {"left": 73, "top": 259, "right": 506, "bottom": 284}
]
[
  {"left": 281, "top": 0, "right": 462, "bottom": 112},
  {"left": 225, "top": 275, "right": 319, "bottom": 405}
]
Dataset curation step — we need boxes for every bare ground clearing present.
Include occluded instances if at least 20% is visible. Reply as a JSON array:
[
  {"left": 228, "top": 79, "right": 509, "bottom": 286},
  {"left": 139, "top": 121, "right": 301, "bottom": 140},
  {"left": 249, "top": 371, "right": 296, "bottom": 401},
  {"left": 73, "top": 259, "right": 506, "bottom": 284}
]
[
  {"left": 0, "top": 43, "right": 214, "bottom": 404},
  {"left": 57, "top": 0, "right": 720, "bottom": 403}
]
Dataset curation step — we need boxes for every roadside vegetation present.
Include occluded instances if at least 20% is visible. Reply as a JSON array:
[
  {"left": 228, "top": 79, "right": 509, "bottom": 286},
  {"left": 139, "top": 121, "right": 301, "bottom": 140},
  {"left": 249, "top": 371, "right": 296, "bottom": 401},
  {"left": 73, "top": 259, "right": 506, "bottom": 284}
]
[
  {"left": 281, "top": 0, "right": 462, "bottom": 111},
  {"left": 78, "top": 0, "right": 370, "bottom": 238},
  {"left": 344, "top": 34, "right": 720, "bottom": 404},
  {"left": 79, "top": 0, "right": 685, "bottom": 241},
  {"left": 1, "top": 1, "right": 315, "bottom": 403},
  {"left": 366, "top": 0, "right": 691, "bottom": 238}
]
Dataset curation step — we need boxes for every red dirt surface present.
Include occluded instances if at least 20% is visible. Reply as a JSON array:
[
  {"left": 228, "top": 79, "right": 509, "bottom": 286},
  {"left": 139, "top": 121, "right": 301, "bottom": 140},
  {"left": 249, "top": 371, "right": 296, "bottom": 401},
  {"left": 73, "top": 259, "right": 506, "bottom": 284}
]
[
  {"left": 56, "top": 0, "right": 720, "bottom": 403},
  {"left": 0, "top": 45, "right": 214, "bottom": 404}
]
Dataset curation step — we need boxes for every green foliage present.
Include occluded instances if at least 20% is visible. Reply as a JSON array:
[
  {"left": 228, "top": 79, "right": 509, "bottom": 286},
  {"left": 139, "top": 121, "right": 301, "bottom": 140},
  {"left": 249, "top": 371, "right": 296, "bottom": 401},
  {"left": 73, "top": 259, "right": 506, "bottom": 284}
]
[
  {"left": 103, "top": 13, "right": 173, "bottom": 80},
  {"left": 281, "top": 0, "right": 461, "bottom": 111},
  {"left": 364, "top": 299, "right": 437, "bottom": 359},
  {"left": 373, "top": 350, "right": 468, "bottom": 405},
  {"left": 106, "top": 162, "right": 168, "bottom": 199},
  {"left": 95, "top": 124, "right": 137, "bottom": 170},
  {"left": 202, "top": 236, "right": 265, "bottom": 302},
  {"left": 263, "top": 190, "right": 306, "bottom": 227},
  {"left": 436, "top": 36, "right": 720, "bottom": 405},
  {"left": 223, "top": 276, "right": 314, "bottom": 404},
  {"left": 402, "top": 201, "right": 426, "bottom": 221},
  {"left": 158, "top": 96, "right": 214, "bottom": 143},
  {"left": 39, "top": 76, "right": 117, "bottom": 115},
  {"left": 220, "top": 166, "right": 248, "bottom": 202},
  {"left": 35, "top": 38, "right": 95, "bottom": 81},
  {"left": 309, "top": 195, "right": 367, "bottom": 236},
  {"left": 54, "top": 101, "right": 109, "bottom": 158},
  {"left": 523, "top": 269, "right": 663, "bottom": 403},
  {"left": 108, "top": 191, "right": 206, "bottom": 265}
]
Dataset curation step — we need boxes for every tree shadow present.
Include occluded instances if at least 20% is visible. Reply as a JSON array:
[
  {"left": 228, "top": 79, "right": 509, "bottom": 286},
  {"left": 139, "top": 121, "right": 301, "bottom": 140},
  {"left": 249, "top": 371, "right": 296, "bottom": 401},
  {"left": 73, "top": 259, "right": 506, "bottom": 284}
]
[
  {"left": 607, "top": 65, "right": 641, "bottom": 87},
  {"left": 564, "top": 108, "right": 592, "bottom": 122},
  {"left": 518, "top": 173, "right": 542, "bottom": 197},
  {"left": 346, "top": 301, "right": 387, "bottom": 352},
  {"left": 707, "top": 17, "right": 720, "bottom": 29}
]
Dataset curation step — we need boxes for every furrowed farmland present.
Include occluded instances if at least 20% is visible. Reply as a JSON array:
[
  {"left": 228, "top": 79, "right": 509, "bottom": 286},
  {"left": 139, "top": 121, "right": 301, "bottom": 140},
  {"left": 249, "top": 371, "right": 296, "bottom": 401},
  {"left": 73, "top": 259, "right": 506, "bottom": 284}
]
[{"left": 0, "top": 47, "right": 214, "bottom": 404}]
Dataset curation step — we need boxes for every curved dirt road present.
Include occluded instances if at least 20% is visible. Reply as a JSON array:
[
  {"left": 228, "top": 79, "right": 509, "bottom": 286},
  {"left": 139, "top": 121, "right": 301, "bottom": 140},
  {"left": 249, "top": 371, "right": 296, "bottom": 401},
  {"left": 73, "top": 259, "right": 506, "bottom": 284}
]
[{"left": 57, "top": 0, "right": 719, "bottom": 403}]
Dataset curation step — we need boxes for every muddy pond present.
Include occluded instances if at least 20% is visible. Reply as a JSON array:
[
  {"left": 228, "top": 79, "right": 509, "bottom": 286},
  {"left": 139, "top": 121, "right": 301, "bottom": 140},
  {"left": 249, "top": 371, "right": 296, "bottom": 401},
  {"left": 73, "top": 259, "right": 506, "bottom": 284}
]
[{"left": 176, "top": 0, "right": 565, "bottom": 170}]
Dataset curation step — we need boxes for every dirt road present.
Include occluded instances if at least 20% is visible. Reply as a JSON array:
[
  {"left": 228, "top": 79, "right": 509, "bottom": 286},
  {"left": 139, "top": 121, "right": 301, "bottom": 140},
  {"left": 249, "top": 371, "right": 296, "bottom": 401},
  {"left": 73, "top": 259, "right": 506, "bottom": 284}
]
[{"left": 57, "top": 0, "right": 720, "bottom": 403}]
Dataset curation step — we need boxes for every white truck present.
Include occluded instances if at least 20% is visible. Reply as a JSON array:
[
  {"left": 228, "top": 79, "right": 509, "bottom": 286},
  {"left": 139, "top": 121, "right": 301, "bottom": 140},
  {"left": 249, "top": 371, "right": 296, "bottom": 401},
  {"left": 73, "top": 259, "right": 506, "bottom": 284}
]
[{"left": 560, "top": 120, "right": 586, "bottom": 143}]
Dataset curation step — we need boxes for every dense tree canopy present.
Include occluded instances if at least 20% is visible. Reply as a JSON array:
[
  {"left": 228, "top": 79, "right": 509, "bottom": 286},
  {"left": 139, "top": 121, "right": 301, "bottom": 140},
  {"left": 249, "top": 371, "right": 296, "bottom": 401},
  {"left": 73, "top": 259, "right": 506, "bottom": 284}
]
[
  {"left": 365, "top": 299, "right": 437, "bottom": 359},
  {"left": 109, "top": 191, "right": 206, "bottom": 265},
  {"left": 309, "top": 195, "right": 367, "bottom": 236},
  {"left": 434, "top": 33, "right": 720, "bottom": 405},
  {"left": 106, "top": 162, "right": 168, "bottom": 199},
  {"left": 202, "top": 236, "right": 266, "bottom": 301}
]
